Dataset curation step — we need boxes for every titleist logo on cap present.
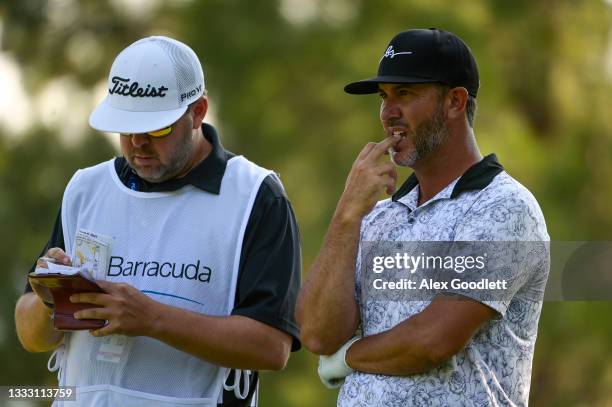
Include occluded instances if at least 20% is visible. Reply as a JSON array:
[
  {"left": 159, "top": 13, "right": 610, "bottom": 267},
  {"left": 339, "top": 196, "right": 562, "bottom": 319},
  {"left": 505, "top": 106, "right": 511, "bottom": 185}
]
[{"left": 109, "top": 76, "right": 169, "bottom": 98}]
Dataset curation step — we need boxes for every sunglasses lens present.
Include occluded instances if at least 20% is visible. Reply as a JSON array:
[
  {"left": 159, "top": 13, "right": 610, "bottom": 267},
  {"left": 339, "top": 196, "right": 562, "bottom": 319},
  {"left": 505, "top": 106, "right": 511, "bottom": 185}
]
[{"left": 147, "top": 126, "right": 173, "bottom": 138}]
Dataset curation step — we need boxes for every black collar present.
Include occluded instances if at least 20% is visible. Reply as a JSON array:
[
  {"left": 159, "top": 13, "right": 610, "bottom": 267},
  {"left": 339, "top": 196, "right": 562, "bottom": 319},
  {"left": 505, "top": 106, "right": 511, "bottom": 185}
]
[
  {"left": 391, "top": 154, "right": 504, "bottom": 202},
  {"left": 115, "top": 123, "right": 233, "bottom": 194}
]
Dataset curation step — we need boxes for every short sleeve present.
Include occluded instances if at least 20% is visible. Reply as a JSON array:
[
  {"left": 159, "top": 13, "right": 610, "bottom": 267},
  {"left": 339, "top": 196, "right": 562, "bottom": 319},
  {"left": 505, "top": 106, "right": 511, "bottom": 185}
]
[{"left": 231, "top": 175, "right": 302, "bottom": 351}]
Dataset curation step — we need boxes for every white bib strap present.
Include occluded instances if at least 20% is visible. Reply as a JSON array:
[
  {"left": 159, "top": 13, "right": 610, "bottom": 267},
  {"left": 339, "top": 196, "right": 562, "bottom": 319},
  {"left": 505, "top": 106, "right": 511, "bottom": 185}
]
[
  {"left": 223, "top": 369, "right": 251, "bottom": 400},
  {"left": 47, "top": 344, "right": 65, "bottom": 382}
]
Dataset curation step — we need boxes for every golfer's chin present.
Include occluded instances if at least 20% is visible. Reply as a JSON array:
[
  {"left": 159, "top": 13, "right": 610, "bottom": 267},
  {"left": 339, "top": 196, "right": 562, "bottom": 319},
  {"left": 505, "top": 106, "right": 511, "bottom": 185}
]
[{"left": 390, "top": 147, "right": 418, "bottom": 168}]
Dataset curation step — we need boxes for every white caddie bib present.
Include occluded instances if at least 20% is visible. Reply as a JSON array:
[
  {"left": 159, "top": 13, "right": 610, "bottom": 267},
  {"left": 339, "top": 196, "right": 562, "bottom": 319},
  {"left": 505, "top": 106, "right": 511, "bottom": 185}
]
[{"left": 51, "top": 156, "right": 272, "bottom": 407}]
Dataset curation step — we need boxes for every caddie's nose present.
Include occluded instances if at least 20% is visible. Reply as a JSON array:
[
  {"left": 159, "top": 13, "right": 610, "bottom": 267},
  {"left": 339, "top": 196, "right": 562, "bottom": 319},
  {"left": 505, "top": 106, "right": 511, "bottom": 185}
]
[{"left": 130, "top": 133, "right": 150, "bottom": 148}]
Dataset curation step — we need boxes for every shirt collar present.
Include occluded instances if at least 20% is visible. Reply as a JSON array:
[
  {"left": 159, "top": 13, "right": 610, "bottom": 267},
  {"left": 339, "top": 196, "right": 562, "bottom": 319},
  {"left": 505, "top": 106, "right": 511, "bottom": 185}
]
[
  {"left": 115, "top": 123, "right": 232, "bottom": 194},
  {"left": 391, "top": 154, "right": 504, "bottom": 203},
  {"left": 398, "top": 177, "right": 461, "bottom": 210}
]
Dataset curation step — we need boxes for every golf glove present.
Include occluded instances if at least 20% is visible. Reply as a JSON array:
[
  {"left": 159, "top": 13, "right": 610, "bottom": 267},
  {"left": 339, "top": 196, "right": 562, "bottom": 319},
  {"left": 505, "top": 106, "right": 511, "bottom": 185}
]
[{"left": 318, "top": 336, "right": 360, "bottom": 389}]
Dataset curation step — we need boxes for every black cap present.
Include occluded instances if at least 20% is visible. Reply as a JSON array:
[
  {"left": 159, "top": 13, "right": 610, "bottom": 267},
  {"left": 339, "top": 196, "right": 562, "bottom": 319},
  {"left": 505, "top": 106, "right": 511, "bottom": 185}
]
[{"left": 344, "top": 28, "right": 479, "bottom": 97}]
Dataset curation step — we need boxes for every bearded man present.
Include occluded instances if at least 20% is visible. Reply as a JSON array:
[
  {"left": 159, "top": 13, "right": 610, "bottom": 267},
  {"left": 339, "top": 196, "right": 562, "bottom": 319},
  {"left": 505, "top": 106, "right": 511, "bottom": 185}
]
[{"left": 296, "top": 28, "right": 549, "bottom": 406}]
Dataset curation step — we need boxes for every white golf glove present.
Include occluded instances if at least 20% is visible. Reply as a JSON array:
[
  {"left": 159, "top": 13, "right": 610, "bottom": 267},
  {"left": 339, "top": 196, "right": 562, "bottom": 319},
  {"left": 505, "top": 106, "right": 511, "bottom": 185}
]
[{"left": 318, "top": 336, "right": 360, "bottom": 389}]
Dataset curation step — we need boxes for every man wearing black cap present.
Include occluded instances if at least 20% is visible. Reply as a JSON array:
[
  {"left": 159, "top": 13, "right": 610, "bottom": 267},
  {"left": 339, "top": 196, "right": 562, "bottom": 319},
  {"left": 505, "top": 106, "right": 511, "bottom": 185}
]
[
  {"left": 297, "top": 28, "right": 549, "bottom": 406},
  {"left": 15, "top": 36, "right": 300, "bottom": 406}
]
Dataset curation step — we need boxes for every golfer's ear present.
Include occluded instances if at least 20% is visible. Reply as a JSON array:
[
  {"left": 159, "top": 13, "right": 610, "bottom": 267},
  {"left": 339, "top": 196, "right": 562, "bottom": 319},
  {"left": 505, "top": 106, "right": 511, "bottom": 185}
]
[
  {"left": 445, "top": 87, "right": 468, "bottom": 121},
  {"left": 190, "top": 97, "right": 208, "bottom": 128}
]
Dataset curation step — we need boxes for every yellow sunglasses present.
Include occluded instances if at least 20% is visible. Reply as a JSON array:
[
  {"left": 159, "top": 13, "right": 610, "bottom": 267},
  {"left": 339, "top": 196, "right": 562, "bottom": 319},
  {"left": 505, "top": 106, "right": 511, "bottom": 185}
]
[
  {"left": 120, "top": 109, "right": 191, "bottom": 138},
  {"left": 145, "top": 125, "right": 174, "bottom": 138},
  {"left": 120, "top": 125, "right": 174, "bottom": 138}
]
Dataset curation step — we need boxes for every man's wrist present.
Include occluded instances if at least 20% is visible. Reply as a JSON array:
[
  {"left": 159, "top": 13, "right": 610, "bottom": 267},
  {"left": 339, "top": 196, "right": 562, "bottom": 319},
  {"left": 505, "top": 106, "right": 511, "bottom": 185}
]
[
  {"left": 145, "top": 300, "right": 166, "bottom": 339},
  {"left": 343, "top": 336, "right": 360, "bottom": 370},
  {"left": 332, "top": 203, "right": 365, "bottom": 229}
]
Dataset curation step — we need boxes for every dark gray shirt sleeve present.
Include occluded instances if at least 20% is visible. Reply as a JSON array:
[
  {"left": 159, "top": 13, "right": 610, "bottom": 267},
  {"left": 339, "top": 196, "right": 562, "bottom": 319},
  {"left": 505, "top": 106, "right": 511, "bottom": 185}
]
[{"left": 232, "top": 175, "right": 301, "bottom": 351}]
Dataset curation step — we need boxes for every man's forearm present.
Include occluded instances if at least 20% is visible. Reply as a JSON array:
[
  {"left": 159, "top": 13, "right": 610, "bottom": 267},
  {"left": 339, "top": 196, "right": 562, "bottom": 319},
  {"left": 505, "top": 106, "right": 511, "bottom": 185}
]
[
  {"left": 345, "top": 325, "right": 443, "bottom": 376},
  {"left": 296, "top": 210, "right": 362, "bottom": 355},
  {"left": 148, "top": 304, "right": 292, "bottom": 371},
  {"left": 344, "top": 297, "right": 494, "bottom": 376},
  {"left": 15, "top": 293, "right": 64, "bottom": 352},
  {"left": 297, "top": 137, "right": 399, "bottom": 355}
]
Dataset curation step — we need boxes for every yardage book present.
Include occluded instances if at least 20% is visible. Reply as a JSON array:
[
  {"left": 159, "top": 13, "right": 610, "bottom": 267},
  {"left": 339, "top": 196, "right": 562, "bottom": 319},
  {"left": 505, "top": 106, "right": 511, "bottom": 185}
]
[
  {"left": 29, "top": 263, "right": 107, "bottom": 331},
  {"left": 28, "top": 228, "right": 114, "bottom": 331}
]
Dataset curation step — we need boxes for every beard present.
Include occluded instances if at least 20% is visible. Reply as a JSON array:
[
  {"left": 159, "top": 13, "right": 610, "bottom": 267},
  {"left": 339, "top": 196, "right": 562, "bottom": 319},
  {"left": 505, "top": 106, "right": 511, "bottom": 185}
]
[
  {"left": 390, "top": 101, "right": 449, "bottom": 167},
  {"left": 129, "top": 129, "right": 194, "bottom": 183}
]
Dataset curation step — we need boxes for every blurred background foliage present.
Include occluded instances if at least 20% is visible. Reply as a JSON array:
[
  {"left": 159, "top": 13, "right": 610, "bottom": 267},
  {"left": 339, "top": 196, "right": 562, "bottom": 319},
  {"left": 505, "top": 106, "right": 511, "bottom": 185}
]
[{"left": 1, "top": 0, "right": 611, "bottom": 406}]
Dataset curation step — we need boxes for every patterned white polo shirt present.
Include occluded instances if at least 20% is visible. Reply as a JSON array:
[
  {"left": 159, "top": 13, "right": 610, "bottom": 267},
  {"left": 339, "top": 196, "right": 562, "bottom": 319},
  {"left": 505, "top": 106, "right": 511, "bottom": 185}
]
[{"left": 338, "top": 154, "right": 550, "bottom": 407}]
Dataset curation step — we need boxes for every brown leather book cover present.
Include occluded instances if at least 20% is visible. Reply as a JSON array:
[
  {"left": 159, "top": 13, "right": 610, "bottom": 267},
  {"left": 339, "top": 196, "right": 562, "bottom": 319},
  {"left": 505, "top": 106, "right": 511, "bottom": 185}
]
[{"left": 28, "top": 272, "right": 107, "bottom": 331}]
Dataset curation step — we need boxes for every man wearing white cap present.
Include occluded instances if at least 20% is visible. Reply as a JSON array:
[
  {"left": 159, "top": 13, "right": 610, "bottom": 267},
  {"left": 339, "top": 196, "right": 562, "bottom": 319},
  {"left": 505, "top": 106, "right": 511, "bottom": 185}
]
[
  {"left": 15, "top": 36, "right": 301, "bottom": 406},
  {"left": 297, "top": 28, "right": 549, "bottom": 406}
]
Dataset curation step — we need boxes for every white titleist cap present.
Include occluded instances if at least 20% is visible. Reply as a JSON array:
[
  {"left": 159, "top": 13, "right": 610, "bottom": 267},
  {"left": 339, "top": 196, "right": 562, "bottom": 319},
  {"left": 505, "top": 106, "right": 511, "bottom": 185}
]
[{"left": 89, "top": 36, "right": 205, "bottom": 134}]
